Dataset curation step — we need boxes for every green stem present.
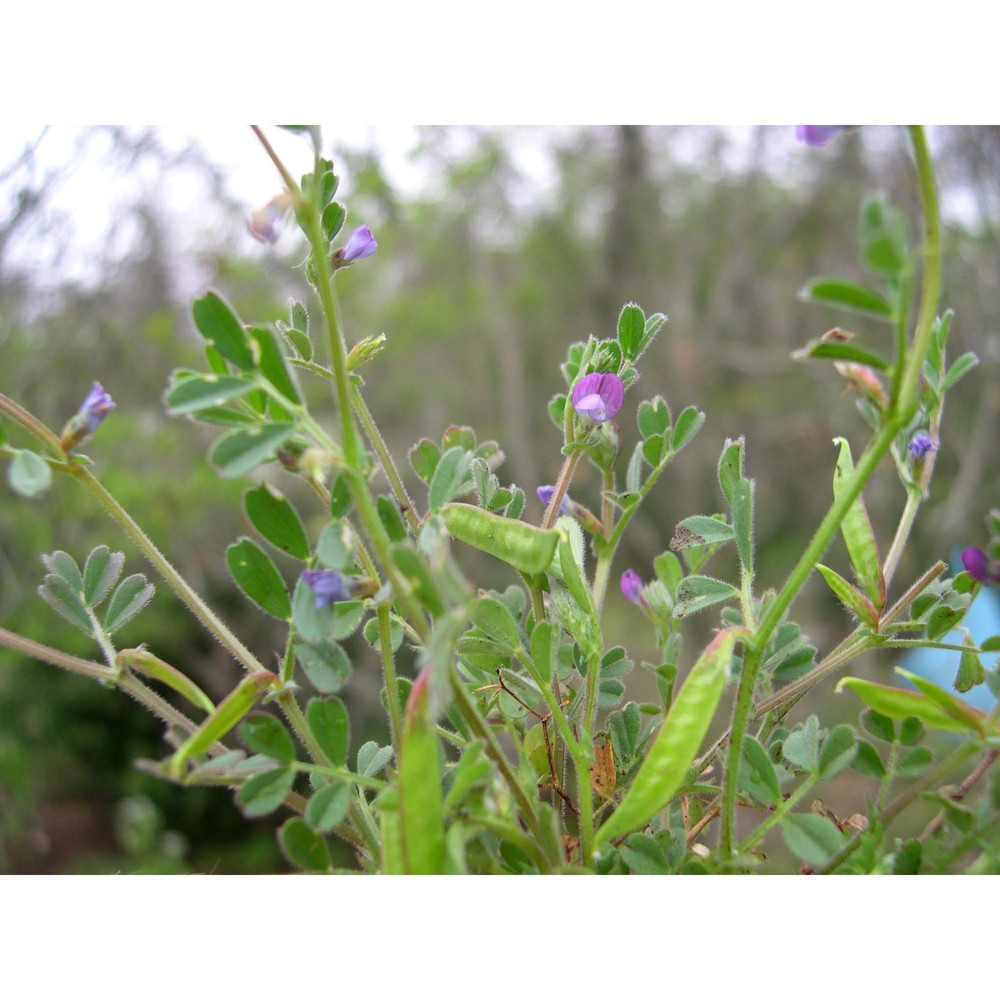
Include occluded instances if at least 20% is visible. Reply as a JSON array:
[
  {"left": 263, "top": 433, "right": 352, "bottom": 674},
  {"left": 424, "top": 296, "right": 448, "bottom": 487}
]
[
  {"left": 591, "top": 555, "right": 613, "bottom": 616},
  {"left": 931, "top": 813, "right": 1000, "bottom": 874},
  {"left": 0, "top": 625, "right": 224, "bottom": 751},
  {"left": 720, "top": 643, "right": 762, "bottom": 856},
  {"left": 376, "top": 603, "right": 404, "bottom": 755},
  {"left": 0, "top": 392, "right": 66, "bottom": 458},
  {"left": 737, "top": 774, "right": 819, "bottom": 855},
  {"left": 352, "top": 384, "right": 421, "bottom": 534},
  {"left": 573, "top": 649, "right": 602, "bottom": 866},
  {"left": 542, "top": 451, "right": 582, "bottom": 529},
  {"left": 815, "top": 739, "right": 980, "bottom": 874},
  {"left": 752, "top": 631, "right": 871, "bottom": 720},
  {"left": 523, "top": 573, "right": 546, "bottom": 625},
  {"left": 883, "top": 414, "right": 941, "bottom": 590},
  {"left": 516, "top": 647, "right": 581, "bottom": 758},
  {"left": 721, "top": 131, "right": 943, "bottom": 856},
  {"left": 277, "top": 690, "right": 332, "bottom": 766},
  {"left": 0, "top": 624, "right": 112, "bottom": 683},
  {"left": 66, "top": 465, "right": 266, "bottom": 675},
  {"left": 449, "top": 674, "right": 543, "bottom": 840},
  {"left": 898, "top": 126, "right": 942, "bottom": 421}
]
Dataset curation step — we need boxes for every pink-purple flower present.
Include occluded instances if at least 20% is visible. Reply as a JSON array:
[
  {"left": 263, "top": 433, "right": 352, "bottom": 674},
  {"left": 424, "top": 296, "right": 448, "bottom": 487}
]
[
  {"left": 961, "top": 547, "right": 1000, "bottom": 586},
  {"left": 571, "top": 372, "right": 624, "bottom": 423},
  {"left": 796, "top": 126, "right": 850, "bottom": 147},
  {"left": 334, "top": 224, "right": 378, "bottom": 264},
  {"left": 620, "top": 568, "right": 644, "bottom": 606}
]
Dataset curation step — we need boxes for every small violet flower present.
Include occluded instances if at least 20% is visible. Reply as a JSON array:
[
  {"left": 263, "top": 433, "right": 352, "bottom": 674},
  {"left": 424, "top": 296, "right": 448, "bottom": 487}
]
[
  {"left": 80, "top": 382, "right": 116, "bottom": 433},
  {"left": 60, "top": 381, "right": 116, "bottom": 451},
  {"left": 248, "top": 193, "right": 293, "bottom": 244},
  {"left": 571, "top": 372, "right": 624, "bottom": 423},
  {"left": 620, "top": 568, "right": 645, "bottom": 606},
  {"left": 908, "top": 432, "right": 938, "bottom": 459},
  {"left": 334, "top": 224, "right": 378, "bottom": 265},
  {"left": 301, "top": 569, "right": 354, "bottom": 609},
  {"left": 961, "top": 547, "right": 1000, "bottom": 586},
  {"left": 795, "top": 125, "right": 851, "bottom": 147}
]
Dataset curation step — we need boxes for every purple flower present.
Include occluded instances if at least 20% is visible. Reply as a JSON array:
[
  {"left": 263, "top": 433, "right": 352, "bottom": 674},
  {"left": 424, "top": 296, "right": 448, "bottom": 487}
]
[
  {"left": 908, "top": 432, "right": 938, "bottom": 459},
  {"left": 301, "top": 569, "right": 353, "bottom": 609},
  {"left": 80, "top": 382, "right": 116, "bottom": 432},
  {"left": 537, "top": 485, "right": 572, "bottom": 516},
  {"left": 334, "top": 224, "right": 378, "bottom": 264},
  {"left": 248, "top": 193, "right": 293, "bottom": 243},
  {"left": 60, "top": 381, "right": 116, "bottom": 451},
  {"left": 571, "top": 372, "right": 624, "bottom": 423},
  {"left": 620, "top": 568, "right": 645, "bottom": 606},
  {"left": 961, "top": 547, "right": 1000, "bottom": 586},
  {"left": 796, "top": 126, "right": 850, "bottom": 147}
]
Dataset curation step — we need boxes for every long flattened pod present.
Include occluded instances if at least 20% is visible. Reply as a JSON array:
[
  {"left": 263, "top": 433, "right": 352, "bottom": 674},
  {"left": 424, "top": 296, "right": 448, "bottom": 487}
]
[
  {"left": 440, "top": 503, "right": 559, "bottom": 576},
  {"left": 596, "top": 630, "right": 736, "bottom": 845}
]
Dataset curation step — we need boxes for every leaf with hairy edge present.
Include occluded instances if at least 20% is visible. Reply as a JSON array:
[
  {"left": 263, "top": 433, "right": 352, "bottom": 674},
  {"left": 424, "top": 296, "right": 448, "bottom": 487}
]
[
  {"left": 673, "top": 575, "right": 739, "bottom": 618},
  {"left": 103, "top": 574, "right": 155, "bottom": 632},
  {"left": 799, "top": 278, "right": 893, "bottom": 318},
  {"left": 244, "top": 484, "right": 310, "bottom": 560},
  {"left": 166, "top": 373, "right": 256, "bottom": 415},
  {"left": 836, "top": 675, "right": 985, "bottom": 735},
  {"left": 8, "top": 449, "right": 52, "bottom": 497},
  {"left": 210, "top": 423, "right": 297, "bottom": 478},
  {"left": 82, "top": 546, "right": 125, "bottom": 606},
  {"left": 226, "top": 538, "right": 291, "bottom": 620},
  {"left": 192, "top": 292, "right": 254, "bottom": 370},
  {"left": 280, "top": 816, "right": 331, "bottom": 871},
  {"left": 816, "top": 564, "right": 879, "bottom": 627}
]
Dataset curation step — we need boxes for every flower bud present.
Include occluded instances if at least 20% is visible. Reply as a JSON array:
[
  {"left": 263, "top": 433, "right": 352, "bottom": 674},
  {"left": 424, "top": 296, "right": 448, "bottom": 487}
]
[
  {"left": 961, "top": 547, "right": 1000, "bottom": 586},
  {"left": 620, "top": 568, "right": 645, "bottom": 606},
  {"left": 907, "top": 432, "right": 938, "bottom": 459},
  {"left": 59, "top": 381, "right": 116, "bottom": 451},
  {"left": 333, "top": 224, "right": 378, "bottom": 266}
]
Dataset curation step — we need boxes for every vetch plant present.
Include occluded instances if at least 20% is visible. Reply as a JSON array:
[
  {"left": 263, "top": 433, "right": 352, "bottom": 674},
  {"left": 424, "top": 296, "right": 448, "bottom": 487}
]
[{"left": 2, "top": 125, "right": 998, "bottom": 874}]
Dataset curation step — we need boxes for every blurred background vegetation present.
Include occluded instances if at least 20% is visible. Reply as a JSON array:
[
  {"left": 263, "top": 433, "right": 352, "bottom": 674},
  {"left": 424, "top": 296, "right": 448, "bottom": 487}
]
[{"left": 1, "top": 126, "right": 996, "bottom": 872}]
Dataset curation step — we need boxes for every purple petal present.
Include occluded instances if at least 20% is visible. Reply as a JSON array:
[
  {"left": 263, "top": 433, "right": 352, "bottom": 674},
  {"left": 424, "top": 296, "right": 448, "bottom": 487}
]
[
  {"left": 81, "top": 381, "right": 116, "bottom": 431},
  {"left": 620, "top": 569, "right": 644, "bottom": 606},
  {"left": 301, "top": 569, "right": 352, "bottom": 609},
  {"left": 961, "top": 547, "right": 994, "bottom": 584},
  {"left": 570, "top": 373, "right": 624, "bottom": 423},
  {"left": 339, "top": 224, "right": 378, "bottom": 263},
  {"left": 908, "top": 432, "right": 938, "bottom": 459}
]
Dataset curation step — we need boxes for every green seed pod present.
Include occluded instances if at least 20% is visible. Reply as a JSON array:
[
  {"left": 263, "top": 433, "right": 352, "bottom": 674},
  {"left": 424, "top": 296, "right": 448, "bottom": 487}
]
[{"left": 440, "top": 503, "right": 559, "bottom": 576}]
